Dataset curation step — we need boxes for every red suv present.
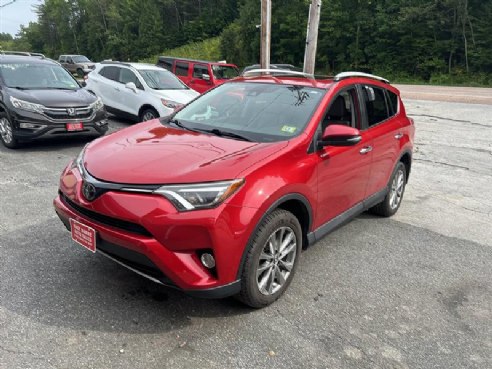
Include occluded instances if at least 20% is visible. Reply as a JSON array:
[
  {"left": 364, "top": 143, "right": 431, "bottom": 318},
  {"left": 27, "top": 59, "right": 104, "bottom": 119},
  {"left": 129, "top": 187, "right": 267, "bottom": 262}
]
[
  {"left": 54, "top": 71, "right": 414, "bottom": 308},
  {"left": 156, "top": 56, "right": 239, "bottom": 93}
]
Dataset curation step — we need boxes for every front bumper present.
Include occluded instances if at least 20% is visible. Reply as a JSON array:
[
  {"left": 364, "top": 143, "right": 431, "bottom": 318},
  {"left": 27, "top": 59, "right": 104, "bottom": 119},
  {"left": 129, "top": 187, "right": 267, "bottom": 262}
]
[
  {"left": 53, "top": 164, "right": 257, "bottom": 298},
  {"left": 11, "top": 109, "right": 108, "bottom": 142}
]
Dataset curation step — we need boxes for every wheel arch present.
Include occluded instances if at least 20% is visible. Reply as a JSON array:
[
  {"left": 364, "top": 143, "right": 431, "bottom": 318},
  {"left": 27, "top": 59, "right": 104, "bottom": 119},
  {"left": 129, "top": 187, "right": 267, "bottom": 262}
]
[
  {"left": 235, "top": 193, "right": 313, "bottom": 280},
  {"left": 138, "top": 104, "right": 160, "bottom": 120},
  {"left": 399, "top": 149, "right": 412, "bottom": 182}
]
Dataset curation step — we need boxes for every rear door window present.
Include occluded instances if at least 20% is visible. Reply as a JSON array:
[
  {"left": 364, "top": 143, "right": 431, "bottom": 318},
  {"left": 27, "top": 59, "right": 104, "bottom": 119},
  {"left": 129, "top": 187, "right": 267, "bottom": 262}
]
[
  {"left": 175, "top": 62, "right": 190, "bottom": 76},
  {"left": 99, "top": 66, "right": 120, "bottom": 81},
  {"left": 362, "top": 86, "right": 390, "bottom": 127}
]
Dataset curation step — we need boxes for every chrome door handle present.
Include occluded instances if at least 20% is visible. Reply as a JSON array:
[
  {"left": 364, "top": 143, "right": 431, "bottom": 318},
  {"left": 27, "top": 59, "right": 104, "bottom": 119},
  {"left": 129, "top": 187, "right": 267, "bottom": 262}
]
[
  {"left": 359, "top": 146, "right": 373, "bottom": 155},
  {"left": 395, "top": 132, "right": 403, "bottom": 140}
]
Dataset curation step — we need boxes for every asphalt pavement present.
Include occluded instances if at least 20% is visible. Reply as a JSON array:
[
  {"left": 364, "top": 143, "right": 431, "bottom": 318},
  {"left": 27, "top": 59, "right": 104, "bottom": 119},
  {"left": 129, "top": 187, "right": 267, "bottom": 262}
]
[{"left": 0, "top": 89, "right": 491, "bottom": 369}]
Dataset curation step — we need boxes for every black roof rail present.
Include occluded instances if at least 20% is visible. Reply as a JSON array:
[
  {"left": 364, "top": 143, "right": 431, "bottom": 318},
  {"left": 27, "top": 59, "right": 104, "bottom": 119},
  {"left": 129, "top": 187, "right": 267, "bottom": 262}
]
[
  {"left": 157, "top": 55, "right": 232, "bottom": 65},
  {"left": 334, "top": 72, "right": 390, "bottom": 84},
  {"left": 100, "top": 60, "right": 133, "bottom": 67}
]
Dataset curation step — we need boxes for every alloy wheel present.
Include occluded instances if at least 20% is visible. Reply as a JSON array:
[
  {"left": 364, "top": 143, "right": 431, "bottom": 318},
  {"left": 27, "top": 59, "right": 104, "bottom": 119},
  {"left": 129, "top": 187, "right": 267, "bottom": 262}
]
[
  {"left": 256, "top": 226, "right": 297, "bottom": 295},
  {"left": 389, "top": 169, "right": 405, "bottom": 209},
  {"left": 0, "top": 117, "right": 13, "bottom": 144},
  {"left": 142, "top": 111, "right": 157, "bottom": 121}
]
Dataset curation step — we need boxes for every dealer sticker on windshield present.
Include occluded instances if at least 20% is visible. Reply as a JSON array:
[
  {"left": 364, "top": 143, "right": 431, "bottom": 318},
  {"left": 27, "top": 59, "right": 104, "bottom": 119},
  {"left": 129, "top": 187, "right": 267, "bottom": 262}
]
[{"left": 281, "top": 125, "right": 297, "bottom": 134}]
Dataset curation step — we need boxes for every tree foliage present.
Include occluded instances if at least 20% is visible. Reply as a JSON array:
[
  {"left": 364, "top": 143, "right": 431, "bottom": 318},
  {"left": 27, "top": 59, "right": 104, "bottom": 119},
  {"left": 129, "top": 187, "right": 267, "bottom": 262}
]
[{"left": 6, "top": 0, "right": 492, "bottom": 82}]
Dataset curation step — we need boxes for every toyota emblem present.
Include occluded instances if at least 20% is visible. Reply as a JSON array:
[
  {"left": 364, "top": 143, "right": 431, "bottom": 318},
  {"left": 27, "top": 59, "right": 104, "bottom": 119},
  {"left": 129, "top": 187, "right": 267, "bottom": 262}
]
[{"left": 82, "top": 182, "right": 97, "bottom": 201}]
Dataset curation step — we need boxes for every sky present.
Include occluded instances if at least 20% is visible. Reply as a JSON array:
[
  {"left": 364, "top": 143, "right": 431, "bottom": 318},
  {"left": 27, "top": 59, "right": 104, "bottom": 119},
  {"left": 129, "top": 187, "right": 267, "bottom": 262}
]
[{"left": 0, "top": 0, "right": 40, "bottom": 36}]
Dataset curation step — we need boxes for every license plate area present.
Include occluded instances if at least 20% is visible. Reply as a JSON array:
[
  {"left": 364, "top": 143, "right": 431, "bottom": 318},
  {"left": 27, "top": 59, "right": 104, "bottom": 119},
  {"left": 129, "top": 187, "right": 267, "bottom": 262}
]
[
  {"left": 70, "top": 218, "right": 96, "bottom": 252},
  {"left": 66, "top": 122, "right": 84, "bottom": 131}
]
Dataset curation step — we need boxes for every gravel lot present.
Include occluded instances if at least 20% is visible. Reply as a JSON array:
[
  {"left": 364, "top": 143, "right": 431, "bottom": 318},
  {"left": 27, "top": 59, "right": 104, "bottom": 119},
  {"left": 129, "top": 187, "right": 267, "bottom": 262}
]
[{"left": 0, "top": 89, "right": 491, "bottom": 369}]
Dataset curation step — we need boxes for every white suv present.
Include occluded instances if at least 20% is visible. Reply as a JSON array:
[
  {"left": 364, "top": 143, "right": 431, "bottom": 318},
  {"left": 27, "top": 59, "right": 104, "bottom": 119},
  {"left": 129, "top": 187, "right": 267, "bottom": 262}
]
[{"left": 85, "top": 62, "right": 200, "bottom": 122}]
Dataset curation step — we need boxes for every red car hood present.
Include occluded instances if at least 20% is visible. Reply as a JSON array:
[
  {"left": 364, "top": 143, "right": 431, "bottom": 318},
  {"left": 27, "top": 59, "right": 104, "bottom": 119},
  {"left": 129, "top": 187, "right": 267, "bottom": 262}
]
[{"left": 84, "top": 120, "right": 288, "bottom": 184}]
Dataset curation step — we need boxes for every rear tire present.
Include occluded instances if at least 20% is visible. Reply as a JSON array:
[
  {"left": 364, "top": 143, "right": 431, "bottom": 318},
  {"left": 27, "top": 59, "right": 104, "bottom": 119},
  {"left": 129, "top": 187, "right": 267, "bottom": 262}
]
[
  {"left": 0, "top": 113, "right": 19, "bottom": 149},
  {"left": 237, "top": 209, "right": 302, "bottom": 308},
  {"left": 370, "top": 162, "right": 407, "bottom": 217},
  {"left": 139, "top": 108, "right": 159, "bottom": 122}
]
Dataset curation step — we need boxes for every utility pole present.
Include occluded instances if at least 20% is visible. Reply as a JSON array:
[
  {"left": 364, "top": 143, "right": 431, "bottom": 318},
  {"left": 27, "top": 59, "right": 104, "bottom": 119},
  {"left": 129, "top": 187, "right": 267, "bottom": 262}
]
[
  {"left": 260, "top": 0, "right": 271, "bottom": 69},
  {"left": 303, "top": 0, "right": 322, "bottom": 75}
]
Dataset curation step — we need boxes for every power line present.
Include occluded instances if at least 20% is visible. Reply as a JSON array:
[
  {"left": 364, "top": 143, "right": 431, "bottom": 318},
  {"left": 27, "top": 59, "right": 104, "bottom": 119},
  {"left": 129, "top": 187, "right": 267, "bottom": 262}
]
[{"left": 0, "top": 0, "right": 17, "bottom": 9}]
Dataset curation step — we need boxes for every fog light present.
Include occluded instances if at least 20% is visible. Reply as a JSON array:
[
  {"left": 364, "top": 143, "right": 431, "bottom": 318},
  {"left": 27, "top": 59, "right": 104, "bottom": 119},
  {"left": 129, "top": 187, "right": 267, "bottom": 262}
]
[
  {"left": 200, "top": 253, "right": 216, "bottom": 269},
  {"left": 19, "top": 122, "right": 46, "bottom": 130}
]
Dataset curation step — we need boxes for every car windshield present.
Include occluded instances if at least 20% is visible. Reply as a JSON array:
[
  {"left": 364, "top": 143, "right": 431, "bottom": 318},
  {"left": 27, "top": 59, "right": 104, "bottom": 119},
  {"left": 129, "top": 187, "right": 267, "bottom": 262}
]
[
  {"left": 0, "top": 62, "right": 79, "bottom": 90},
  {"left": 73, "top": 56, "right": 90, "bottom": 63},
  {"left": 171, "top": 82, "right": 326, "bottom": 142},
  {"left": 139, "top": 69, "right": 188, "bottom": 90},
  {"left": 212, "top": 65, "right": 239, "bottom": 80}
]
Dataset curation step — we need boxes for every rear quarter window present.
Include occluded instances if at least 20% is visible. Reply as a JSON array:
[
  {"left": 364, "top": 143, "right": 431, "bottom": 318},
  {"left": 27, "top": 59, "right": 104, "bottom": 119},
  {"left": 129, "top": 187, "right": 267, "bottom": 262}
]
[
  {"left": 387, "top": 90, "right": 399, "bottom": 116},
  {"left": 158, "top": 59, "right": 173, "bottom": 71},
  {"left": 99, "top": 66, "right": 119, "bottom": 81},
  {"left": 175, "top": 62, "right": 189, "bottom": 76},
  {"left": 363, "top": 85, "right": 390, "bottom": 127}
]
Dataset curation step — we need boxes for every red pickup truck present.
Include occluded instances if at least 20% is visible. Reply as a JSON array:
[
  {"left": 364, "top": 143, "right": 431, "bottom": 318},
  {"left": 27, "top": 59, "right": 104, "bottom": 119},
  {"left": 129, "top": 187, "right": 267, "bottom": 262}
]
[{"left": 156, "top": 56, "right": 239, "bottom": 93}]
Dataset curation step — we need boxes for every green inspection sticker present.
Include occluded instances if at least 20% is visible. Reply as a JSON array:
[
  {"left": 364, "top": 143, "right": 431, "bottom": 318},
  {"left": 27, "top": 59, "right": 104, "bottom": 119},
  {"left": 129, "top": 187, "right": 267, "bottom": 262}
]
[{"left": 281, "top": 125, "right": 297, "bottom": 134}]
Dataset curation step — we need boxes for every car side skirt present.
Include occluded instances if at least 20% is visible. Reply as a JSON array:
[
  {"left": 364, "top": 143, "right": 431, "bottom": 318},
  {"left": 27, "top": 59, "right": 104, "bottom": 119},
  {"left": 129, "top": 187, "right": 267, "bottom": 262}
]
[
  {"left": 307, "top": 188, "right": 388, "bottom": 246},
  {"left": 105, "top": 105, "right": 139, "bottom": 122}
]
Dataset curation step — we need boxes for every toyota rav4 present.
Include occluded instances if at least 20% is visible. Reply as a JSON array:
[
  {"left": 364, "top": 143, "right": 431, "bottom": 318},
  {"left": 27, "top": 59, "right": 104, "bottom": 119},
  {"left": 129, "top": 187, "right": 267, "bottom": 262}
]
[{"left": 54, "top": 71, "right": 414, "bottom": 308}]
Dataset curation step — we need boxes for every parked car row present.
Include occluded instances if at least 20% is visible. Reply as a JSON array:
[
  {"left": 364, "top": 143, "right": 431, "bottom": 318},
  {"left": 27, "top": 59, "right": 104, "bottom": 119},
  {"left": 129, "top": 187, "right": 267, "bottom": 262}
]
[{"left": 0, "top": 52, "right": 414, "bottom": 308}]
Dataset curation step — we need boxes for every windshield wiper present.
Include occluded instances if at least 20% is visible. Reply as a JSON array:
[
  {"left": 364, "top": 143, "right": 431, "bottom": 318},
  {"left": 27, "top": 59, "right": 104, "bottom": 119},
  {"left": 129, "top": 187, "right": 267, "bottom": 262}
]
[
  {"left": 200, "top": 128, "right": 252, "bottom": 142},
  {"left": 168, "top": 118, "right": 199, "bottom": 132},
  {"left": 9, "top": 86, "right": 30, "bottom": 90}
]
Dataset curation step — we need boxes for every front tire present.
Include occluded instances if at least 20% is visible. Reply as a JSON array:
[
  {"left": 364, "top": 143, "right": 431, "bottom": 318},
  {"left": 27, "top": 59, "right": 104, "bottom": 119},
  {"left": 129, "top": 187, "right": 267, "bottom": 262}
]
[
  {"left": 237, "top": 209, "right": 302, "bottom": 308},
  {"left": 0, "top": 113, "right": 19, "bottom": 149},
  {"left": 140, "top": 108, "right": 159, "bottom": 122},
  {"left": 76, "top": 68, "right": 84, "bottom": 78},
  {"left": 370, "top": 162, "right": 407, "bottom": 217}
]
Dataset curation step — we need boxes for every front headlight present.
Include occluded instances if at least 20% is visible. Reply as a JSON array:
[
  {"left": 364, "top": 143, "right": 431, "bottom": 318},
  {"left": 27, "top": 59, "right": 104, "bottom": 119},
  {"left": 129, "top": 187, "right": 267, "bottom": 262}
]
[
  {"left": 10, "top": 96, "right": 44, "bottom": 113},
  {"left": 153, "top": 179, "right": 244, "bottom": 211},
  {"left": 161, "top": 99, "right": 183, "bottom": 110},
  {"left": 90, "top": 97, "right": 104, "bottom": 111},
  {"left": 71, "top": 144, "right": 88, "bottom": 173}
]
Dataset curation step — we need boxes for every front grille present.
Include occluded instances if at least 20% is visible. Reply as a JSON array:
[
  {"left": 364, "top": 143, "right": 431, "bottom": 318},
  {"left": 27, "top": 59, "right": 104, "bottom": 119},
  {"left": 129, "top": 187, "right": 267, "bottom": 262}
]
[
  {"left": 44, "top": 106, "right": 93, "bottom": 121},
  {"left": 60, "top": 192, "right": 152, "bottom": 237}
]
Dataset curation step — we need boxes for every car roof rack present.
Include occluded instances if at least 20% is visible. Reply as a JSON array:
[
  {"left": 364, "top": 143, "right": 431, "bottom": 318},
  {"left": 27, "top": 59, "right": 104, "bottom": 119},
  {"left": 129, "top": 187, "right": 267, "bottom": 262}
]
[
  {"left": 0, "top": 51, "right": 47, "bottom": 59},
  {"left": 242, "top": 68, "right": 315, "bottom": 78},
  {"left": 100, "top": 60, "right": 133, "bottom": 67},
  {"left": 334, "top": 72, "right": 389, "bottom": 84}
]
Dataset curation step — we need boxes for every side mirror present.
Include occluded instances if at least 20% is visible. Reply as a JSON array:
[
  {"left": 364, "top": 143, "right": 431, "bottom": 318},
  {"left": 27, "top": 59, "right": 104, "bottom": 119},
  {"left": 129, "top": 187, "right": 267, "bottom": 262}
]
[
  {"left": 318, "top": 124, "right": 361, "bottom": 148},
  {"left": 125, "top": 82, "right": 138, "bottom": 93},
  {"left": 80, "top": 81, "right": 87, "bottom": 87},
  {"left": 202, "top": 73, "right": 211, "bottom": 81}
]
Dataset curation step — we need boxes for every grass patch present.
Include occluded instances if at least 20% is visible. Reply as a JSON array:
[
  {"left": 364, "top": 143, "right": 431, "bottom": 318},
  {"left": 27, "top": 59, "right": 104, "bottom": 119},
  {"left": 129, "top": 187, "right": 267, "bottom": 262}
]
[{"left": 141, "top": 37, "right": 222, "bottom": 64}]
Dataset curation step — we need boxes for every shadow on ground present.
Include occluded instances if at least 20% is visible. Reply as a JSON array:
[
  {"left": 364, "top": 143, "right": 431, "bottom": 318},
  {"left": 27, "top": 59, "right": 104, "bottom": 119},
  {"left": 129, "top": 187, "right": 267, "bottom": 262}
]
[{"left": 0, "top": 218, "right": 251, "bottom": 334}]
